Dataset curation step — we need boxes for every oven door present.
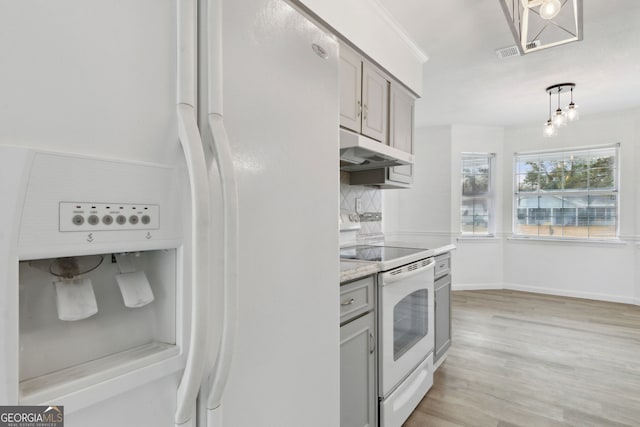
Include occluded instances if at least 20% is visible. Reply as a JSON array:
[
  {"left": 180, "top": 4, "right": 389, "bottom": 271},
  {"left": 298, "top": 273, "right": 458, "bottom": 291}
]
[{"left": 378, "top": 257, "right": 435, "bottom": 397}]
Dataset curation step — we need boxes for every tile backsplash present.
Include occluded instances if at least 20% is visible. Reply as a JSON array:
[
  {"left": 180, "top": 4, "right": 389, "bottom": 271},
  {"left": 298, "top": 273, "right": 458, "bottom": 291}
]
[{"left": 340, "top": 171, "right": 382, "bottom": 237}]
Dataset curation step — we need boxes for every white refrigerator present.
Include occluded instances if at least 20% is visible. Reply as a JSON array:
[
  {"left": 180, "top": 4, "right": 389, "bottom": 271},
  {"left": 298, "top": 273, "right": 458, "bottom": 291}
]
[
  {"left": 0, "top": 0, "right": 340, "bottom": 426},
  {"left": 197, "top": 0, "right": 340, "bottom": 426}
]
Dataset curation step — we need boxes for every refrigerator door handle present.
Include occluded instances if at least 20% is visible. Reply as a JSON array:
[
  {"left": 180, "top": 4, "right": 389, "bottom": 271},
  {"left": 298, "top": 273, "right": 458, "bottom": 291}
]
[
  {"left": 205, "top": 113, "right": 239, "bottom": 415},
  {"left": 176, "top": 0, "right": 211, "bottom": 425},
  {"left": 204, "top": 0, "right": 240, "bottom": 422},
  {"left": 176, "top": 104, "right": 211, "bottom": 426}
]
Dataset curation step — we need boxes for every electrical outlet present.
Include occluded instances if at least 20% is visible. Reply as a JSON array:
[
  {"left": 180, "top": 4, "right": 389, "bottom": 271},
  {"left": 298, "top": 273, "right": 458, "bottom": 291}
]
[{"left": 355, "top": 198, "right": 362, "bottom": 214}]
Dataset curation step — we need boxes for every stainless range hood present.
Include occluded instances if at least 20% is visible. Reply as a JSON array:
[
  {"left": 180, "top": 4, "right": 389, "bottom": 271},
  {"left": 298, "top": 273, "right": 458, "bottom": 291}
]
[{"left": 339, "top": 129, "right": 414, "bottom": 171}]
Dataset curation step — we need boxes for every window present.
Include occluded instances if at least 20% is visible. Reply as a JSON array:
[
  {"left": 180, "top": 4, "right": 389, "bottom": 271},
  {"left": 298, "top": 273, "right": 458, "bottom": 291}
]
[
  {"left": 513, "top": 145, "right": 619, "bottom": 240},
  {"left": 461, "top": 153, "right": 494, "bottom": 236}
]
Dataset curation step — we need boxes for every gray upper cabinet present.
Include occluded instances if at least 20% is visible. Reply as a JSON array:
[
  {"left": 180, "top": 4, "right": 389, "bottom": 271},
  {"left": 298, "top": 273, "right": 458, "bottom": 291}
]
[
  {"left": 339, "top": 45, "right": 362, "bottom": 133},
  {"left": 349, "top": 85, "right": 415, "bottom": 188},
  {"left": 339, "top": 44, "right": 388, "bottom": 145},
  {"left": 339, "top": 43, "right": 417, "bottom": 189},
  {"left": 388, "top": 83, "right": 415, "bottom": 185},
  {"left": 361, "top": 62, "right": 388, "bottom": 143}
]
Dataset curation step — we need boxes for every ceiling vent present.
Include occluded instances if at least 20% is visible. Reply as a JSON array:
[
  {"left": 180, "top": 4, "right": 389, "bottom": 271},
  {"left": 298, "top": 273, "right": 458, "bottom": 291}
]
[{"left": 495, "top": 40, "right": 541, "bottom": 58}]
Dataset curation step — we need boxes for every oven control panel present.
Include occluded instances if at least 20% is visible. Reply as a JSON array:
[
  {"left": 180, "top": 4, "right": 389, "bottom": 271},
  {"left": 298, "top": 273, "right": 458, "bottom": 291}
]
[{"left": 59, "top": 202, "right": 159, "bottom": 232}]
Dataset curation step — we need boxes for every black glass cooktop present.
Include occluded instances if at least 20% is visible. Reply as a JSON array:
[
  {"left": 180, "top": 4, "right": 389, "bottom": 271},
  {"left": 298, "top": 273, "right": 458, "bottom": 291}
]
[{"left": 340, "top": 245, "right": 427, "bottom": 262}]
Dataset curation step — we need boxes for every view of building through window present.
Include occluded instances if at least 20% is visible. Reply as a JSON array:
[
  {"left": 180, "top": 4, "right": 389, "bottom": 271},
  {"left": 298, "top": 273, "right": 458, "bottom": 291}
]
[
  {"left": 514, "top": 145, "right": 619, "bottom": 239},
  {"left": 461, "top": 154, "right": 494, "bottom": 235}
]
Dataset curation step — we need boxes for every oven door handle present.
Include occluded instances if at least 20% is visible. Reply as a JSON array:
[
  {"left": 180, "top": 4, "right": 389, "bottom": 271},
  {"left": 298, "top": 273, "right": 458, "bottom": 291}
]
[{"left": 381, "top": 258, "right": 436, "bottom": 285}]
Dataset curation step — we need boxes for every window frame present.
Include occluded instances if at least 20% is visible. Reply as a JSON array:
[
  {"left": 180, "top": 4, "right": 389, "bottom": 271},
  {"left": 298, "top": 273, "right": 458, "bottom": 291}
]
[
  {"left": 460, "top": 152, "right": 495, "bottom": 237},
  {"left": 512, "top": 144, "right": 620, "bottom": 241}
]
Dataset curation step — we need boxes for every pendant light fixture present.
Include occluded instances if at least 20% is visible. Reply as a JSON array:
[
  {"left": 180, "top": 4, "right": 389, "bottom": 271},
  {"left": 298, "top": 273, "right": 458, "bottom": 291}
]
[
  {"left": 542, "top": 83, "right": 578, "bottom": 137},
  {"left": 552, "top": 87, "right": 568, "bottom": 128},
  {"left": 499, "top": 0, "right": 582, "bottom": 55},
  {"left": 543, "top": 91, "right": 557, "bottom": 138},
  {"left": 567, "top": 86, "right": 579, "bottom": 121}
]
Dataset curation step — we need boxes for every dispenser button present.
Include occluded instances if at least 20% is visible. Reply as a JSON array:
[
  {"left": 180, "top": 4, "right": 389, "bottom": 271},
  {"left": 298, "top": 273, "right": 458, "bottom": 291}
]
[
  {"left": 129, "top": 215, "right": 139, "bottom": 225},
  {"left": 72, "top": 215, "right": 85, "bottom": 226},
  {"left": 141, "top": 215, "right": 151, "bottom": 225},
  {"left": 116, "top": 215, "right": 127, "bottom": 225},
  {"left": 87, "top": 215, "right": 99, "bottom": 225},
  {"left": 102, "top": 215, "right": 113, "bottom": 225}
]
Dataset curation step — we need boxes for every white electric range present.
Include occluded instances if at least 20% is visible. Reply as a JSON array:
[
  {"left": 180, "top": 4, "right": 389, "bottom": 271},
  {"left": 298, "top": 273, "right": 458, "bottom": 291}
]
[{"left": 339, "top": 215, "right": 436, "bottom": 427}]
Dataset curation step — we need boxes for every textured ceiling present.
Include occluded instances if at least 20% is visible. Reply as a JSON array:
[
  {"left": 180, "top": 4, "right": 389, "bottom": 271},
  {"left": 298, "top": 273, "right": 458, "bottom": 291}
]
[{"left": 376, "top": 0, "right": 640, "bottom": 128}]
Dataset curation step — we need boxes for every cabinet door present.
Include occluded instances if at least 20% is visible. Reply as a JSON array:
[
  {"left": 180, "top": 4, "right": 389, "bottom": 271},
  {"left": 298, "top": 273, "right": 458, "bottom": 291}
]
[
  {"left": 388, "top": 84, "right": 415, "bottom": 184},
  {"left": 339, "top": 45, "right": 362, "bottom": 133},
  {"left": 361, "top": 62, "right": 388, "bottom": 144},
  {"left": 341, "top": 311, "right": 376, "bottom": 427},
  {"left": 434, "top": 275, "right": 451, "bottom": 362}
]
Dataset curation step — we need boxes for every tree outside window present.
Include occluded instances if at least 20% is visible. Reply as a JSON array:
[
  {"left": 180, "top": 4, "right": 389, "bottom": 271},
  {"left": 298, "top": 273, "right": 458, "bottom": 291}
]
[
  {"left": 461, "top": 154, "right": 494, "bottom": 236},
  {"left": 514, "top": 145, "right": 619, "bottom": 239}
]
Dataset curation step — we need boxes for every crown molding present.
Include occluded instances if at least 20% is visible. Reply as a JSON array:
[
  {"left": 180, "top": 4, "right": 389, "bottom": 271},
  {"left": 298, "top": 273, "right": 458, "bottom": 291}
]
[{"left": 369, "top": 0, "right": 429, "bottom": 63}]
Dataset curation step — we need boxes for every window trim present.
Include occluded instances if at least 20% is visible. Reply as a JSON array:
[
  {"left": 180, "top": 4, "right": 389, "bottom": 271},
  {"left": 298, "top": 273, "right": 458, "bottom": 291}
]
[
  {"left": 512, "top": 143, "right": 620, "bottom": 241},
  {"left": 460, "top": 152, "right": 496, "bottom": 237}
]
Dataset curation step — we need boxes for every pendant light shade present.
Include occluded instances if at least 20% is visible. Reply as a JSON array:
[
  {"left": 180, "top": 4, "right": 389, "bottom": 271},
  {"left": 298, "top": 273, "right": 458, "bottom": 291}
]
[
  {"left": 543, "top": 119, "right": 557, "bottom": 137},
  {"left": 553, "top": 109, "right": 567, "bottom": 128},
  {"left": 567, "top": 103, "right": 579, "bottom": 121},
  {"left": 539, "top": 0, "right": 562, "bottom": 19},
  {"left": 567, "top": 87, "right": 579, "bottom": 121}
]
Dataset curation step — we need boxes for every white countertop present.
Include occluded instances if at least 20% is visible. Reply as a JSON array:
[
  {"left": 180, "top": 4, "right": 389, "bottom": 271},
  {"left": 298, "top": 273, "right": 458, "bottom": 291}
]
[
  {"left": 381, "top": 241, "right": 457, "bottom": 258},
  {"left": 340, "top": 260, "right": 379, "bottom": 284},
  {"left": 339, "top": 242, "right": 456, "bottom": 283}
]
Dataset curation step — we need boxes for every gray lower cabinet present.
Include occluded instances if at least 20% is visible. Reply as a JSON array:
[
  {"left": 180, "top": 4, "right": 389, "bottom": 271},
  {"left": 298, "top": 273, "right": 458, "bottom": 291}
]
[
  {"left": 434, "top": 252, "right": 452, "bottom": 365},
  {"left": 434, "top": 274, "right": 451, "bottom": 362},
  {"left": 340, "top": 311, "right": 376, "bottom": 427},
  {"left": 340, "top": 275, "right": 376, "bottom": 427}
]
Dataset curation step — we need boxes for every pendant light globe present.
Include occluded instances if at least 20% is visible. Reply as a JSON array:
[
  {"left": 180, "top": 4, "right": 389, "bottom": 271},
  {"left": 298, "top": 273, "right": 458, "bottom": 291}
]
[
  {"left": 543, "top": 119, "right": 557, "bottom": 137},
  {"left": 539, "top": 0, "right": 561, "bottom": 19}
]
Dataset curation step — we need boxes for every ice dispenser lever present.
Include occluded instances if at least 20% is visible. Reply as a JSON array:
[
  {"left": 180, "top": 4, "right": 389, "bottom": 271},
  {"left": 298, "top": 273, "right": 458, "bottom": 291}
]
[
  {"left": 55, "top": 278, "right": 98, "bottom": 321},
  {"left": 114, "top": 253, "right": 154, "bottom": 308},
  {"left": 36, "top": 256, "right": 103, "bottom": 322}
]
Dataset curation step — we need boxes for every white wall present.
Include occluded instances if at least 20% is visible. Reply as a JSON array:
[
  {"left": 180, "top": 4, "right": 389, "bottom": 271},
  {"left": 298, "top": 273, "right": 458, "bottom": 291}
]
[
  {"left": 503, "top": 109, "right": 640, "bottom": 304},
  {"left": 383, "top": 126, "right": 451, "bottom": 235},
  {"left": 384, "top": 125, "right": 505, "bottom": 287},
  {"left": 450, "top": 126, "right": 505, "bottom": 288},
  {"left": 384, "top": 110, "right": 640, "bottom": 305},
  {"left": 636, "top": 113, "right": 640, "bottom": 302}
]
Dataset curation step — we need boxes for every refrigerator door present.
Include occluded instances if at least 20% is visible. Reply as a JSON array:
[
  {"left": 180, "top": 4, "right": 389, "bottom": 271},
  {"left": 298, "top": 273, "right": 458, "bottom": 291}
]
[
  {"left": 0, "top": 0, "right": 181, "bottom": 165},
  {"left": 200, "top": 0, "right": 340, "bottom": 426},
  {"left": 0, "top": 1, "right": 205, "bottom": 426}
]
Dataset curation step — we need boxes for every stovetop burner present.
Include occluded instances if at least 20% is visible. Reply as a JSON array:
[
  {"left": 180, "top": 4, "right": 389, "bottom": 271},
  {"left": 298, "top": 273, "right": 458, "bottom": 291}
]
[{"left": 340, "top": 245, "right": 431, "bottom": 268}]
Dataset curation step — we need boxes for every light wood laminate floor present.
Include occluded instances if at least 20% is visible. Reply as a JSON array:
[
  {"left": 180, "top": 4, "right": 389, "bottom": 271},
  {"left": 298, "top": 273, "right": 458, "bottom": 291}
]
[{"left": 404, "top": 290, "right": 640, "bottom": 427}]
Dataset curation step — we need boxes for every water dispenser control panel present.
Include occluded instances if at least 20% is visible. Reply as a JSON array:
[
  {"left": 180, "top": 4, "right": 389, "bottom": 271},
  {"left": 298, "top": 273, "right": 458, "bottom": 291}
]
[{"left": 59, "top": 202, "right": 160, "bottom": 232}]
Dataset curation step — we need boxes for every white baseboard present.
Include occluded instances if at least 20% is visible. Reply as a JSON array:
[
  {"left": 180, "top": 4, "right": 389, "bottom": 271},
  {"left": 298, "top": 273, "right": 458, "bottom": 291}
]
[
  {"left": 503, "top": 282, "right": 640, "bottom": 306},
  {"left": 451, "top": 283, "right": 503, "bottom": 291},
  {"left": 453, "top": 282, "right": 640, "bottom": 306}
]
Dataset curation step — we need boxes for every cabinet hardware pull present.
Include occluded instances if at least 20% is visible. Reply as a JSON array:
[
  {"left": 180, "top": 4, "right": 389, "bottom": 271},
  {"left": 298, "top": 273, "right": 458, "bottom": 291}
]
[
  {"left": 369, "top": 332, "right": 375, "bottom": 354},
  {"left": 341, "top": 298, "right": 355, "bottom": 306},
  {"left": 357, "top": 101, "right": 362, "bottom": 118},
  {"left": 363, "top": 104, "right": 368, "bottom": 121}
]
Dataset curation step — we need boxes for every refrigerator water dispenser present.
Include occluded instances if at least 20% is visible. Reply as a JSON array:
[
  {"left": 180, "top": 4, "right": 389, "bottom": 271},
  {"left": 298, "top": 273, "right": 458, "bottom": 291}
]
[
  {"left": 1, "top": 149, "right": 187, "bottom": 407},
  {"left": 18, "top": 249, "right": 177, "bottom": 403}
]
